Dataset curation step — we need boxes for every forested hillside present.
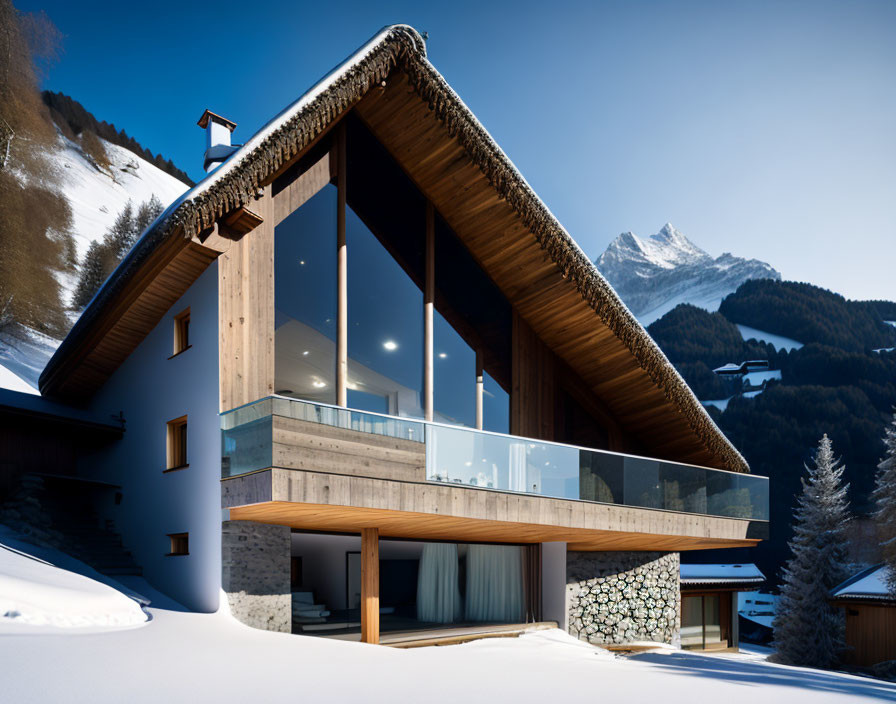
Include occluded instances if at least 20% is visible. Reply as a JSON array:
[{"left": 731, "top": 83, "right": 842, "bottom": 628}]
[
  {"left": 648, "top": 280, "right": 896, "bottom": 584},
  {"left": 719, "top": 279, "right": 896, "bottom": 351}
]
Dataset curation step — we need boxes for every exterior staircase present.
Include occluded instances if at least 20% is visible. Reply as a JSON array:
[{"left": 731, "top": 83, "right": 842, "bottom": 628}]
[{"left": 0, "top": 473, "right": 142, "bottom": 577}]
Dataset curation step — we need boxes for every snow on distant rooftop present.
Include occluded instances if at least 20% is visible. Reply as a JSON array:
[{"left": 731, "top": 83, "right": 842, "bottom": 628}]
[
  {"left": 680, "top": 563, "right": 765, "bottom": 584},
  {"left": 832, "top": 564, "right": 892, "bottom": 601}
]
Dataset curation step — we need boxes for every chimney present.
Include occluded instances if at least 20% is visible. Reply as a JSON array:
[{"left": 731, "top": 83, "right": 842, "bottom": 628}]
[{"left": 197, "top": 109, "right": 238, "bottom": 172}]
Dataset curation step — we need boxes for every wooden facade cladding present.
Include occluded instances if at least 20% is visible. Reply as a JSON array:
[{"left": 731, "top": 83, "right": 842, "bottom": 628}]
[
  {"left": 219, "top": 185, "right": 275, "bottom": 411},
  {"left": 222, "top": 468, "right": 760, "bottom": 551},
  {"left": 833, "top": 601, "right": 896, "bottom": 667},
  {"left": 271, "top": 416, "right": 425, "bottom": 482},
  {"left": 511, "top": 312, "right": 556, "bottom": 442}
]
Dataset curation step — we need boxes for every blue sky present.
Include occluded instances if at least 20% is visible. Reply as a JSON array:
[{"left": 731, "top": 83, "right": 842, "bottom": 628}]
[{"left": 20, "top": 0, "right": 896, "bottom": 301}]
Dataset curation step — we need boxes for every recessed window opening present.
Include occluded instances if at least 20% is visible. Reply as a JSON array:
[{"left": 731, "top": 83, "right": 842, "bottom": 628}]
[
  {"left": 173, "top": 308, "right": 191, "bottom": 356},
  {"left": 166, "top": 415, "right": 188, "bottom": 471},
  {"left": 167, "top": 533, "right": 189, "bottom": 556}
]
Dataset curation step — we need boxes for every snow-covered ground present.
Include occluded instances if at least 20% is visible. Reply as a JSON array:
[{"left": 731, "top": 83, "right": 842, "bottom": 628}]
[
  {"left": 702, "top": 397, "right": 734, "bottom": 412},
  {"left": 0, "top": 535, "right": 147, "bottom": 632},
  {"left": 1, "top": 537, "right": 893, "bottom": 703},
  {"left": 743, "top": 369, "right": 782, "bottom": 387},
  {"left": 736, "top": 324, "right": 803, "bottom": 352},
  {"left": 0, "top": 326, "right": 59, "bottom": 392}
]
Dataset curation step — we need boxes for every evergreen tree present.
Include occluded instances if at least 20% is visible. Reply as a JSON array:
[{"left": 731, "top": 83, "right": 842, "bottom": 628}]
[
  {"left": 71, "top": 195, "right": 165, "bottom": 311},
  {"left": 873, "top": 411, "right": 896, "bottom": 594},
  {"left": 104, "top": 200, "right": 134, "bottom": 259},
  {"left": 72, "top": 240, "right": 106, "bottom": 310},
  {"left": 773, "top": 434, "right": 851, "bottom": 669},
  {"left": 133, "top": 194, "right": 163, "bottom": 239}
]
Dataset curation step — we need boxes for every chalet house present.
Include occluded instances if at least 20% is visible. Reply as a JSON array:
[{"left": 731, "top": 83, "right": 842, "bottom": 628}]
[
  {"left": 679, "top": 563, "right": 765, "bottom": 651},
  {"left": 712, "top": 361, "right": 770, "bottom": 378},
  {"left": 831, "top": 564, "right": 896, "bottom": 668},
  {"left": 9, "top": 25, "right": 767, "bottom": 646}
]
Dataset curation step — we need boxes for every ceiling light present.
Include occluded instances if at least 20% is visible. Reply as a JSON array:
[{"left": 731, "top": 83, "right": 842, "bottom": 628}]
[
  {"left": 312, "top": 380, "right": 326, "bottom": 388},
  {"left": 438, "top": 352, "right": 447, "bottom": 359},
  {"left": 302, "top": 350, "right": 310, "bottom": 356},
  {"left": 383, "top": 340, "right": 398, "bottom": 351}
]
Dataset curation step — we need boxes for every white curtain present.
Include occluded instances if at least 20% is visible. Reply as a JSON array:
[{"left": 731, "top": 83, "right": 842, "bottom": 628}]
[
  {"left": 464, "top": 544, "right": 525, "bottom": 622},
  {"left": 509, "top": 443, "right": 527, "bottom": 492},
  {"left": 416, "top": 543, "right": 462, "bottom": 623}
]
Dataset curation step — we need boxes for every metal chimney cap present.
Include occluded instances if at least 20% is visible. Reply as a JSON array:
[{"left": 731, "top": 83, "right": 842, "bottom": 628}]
[{"left": 197, "top": 109, "right": 237, "bottom": 132}]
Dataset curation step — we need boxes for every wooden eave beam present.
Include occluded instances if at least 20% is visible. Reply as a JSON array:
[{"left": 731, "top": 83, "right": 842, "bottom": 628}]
[{"left": 220, "top": 205, "right": 264, "bottom": 237}]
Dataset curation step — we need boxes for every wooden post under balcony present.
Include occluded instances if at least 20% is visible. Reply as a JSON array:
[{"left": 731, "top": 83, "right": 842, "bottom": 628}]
[{"left": 360, "top": 527, "right": 380, "bottom": 644}]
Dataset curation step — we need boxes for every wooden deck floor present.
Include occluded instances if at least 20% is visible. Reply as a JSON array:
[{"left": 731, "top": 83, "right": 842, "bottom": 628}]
[{"left": 325, "top": 621, "right": 559, "bottom": 648}]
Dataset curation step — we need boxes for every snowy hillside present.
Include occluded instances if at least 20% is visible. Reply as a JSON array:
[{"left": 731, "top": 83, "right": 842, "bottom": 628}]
[
  {"left": 596, "top": 224, "right": 781, "bottom": 325},
  {"left": 51, "top": 133, "right": 188, "bottom": 303},
  {"left": 0, "top": 134, "right": 188, "bottom": 394}
]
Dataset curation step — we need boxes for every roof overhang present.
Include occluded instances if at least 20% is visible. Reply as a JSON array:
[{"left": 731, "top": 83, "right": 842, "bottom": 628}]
[{"left": 40, "top": 25, "right": 747, "bottom": 474}]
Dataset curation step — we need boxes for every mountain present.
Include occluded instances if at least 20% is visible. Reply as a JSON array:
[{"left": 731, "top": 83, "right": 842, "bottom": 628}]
[{"left": 595, "top": 223, "right": 781, "bottom": 325}]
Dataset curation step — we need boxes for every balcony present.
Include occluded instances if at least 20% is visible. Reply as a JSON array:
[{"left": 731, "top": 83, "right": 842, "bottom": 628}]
[{"left": 221, "top": 396, "right": 768, "bottom": 523}]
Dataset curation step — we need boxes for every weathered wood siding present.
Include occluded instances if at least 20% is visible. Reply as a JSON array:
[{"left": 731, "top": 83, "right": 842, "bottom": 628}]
[
  {"left": 840, "top": 603, "right": 896, "bottom": 666},
  {"left": 271, "top": 415, "right": 425, "bottom": 482}
]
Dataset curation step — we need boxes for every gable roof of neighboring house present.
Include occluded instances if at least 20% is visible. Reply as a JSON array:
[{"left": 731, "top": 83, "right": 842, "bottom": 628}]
[
  {"left": 831, "top": 564, "right": 893, "bottom": 603},
  {"left": 680, "top": 563, "right": 765, "bottom": 588},
  {"left": 39, "top": 25, "right": 748, "bottom": 474}
]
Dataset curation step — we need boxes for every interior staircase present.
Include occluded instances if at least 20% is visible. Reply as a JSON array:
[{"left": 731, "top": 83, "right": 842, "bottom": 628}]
[{"left": 0, "top": 473, "right": 142, "bottom": 577}]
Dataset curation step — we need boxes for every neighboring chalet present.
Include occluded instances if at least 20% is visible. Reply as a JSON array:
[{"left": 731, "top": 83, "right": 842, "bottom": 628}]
[
  {"left": 712, "top": 361, "right": 770, "bottom": 377},
  {"left": 4, "top": 25, "right": 767, "bottom": 646},
  {"left": 831, "top": 564, "right": 896, "bottom": 668},
  {"left": 679, "top": 563, "right": 765, "bottom": 651}
]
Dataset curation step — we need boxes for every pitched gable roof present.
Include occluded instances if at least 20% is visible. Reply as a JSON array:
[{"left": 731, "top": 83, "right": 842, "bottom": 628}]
[{"left": 40, "top": 25, "right": 748, "bottom": 474}]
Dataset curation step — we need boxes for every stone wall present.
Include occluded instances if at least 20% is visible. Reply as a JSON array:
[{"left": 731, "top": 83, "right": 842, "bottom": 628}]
[
  {"left": 567, "top": 551, "right": 680, "bottom": 645},
  {"left": 222, "top": 520, "right": 291, "bottom": 632}
]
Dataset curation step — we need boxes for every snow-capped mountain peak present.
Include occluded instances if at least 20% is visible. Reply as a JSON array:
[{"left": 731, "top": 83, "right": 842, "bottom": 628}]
[{"left": 595, "top": 224, "right": 780, "bottom": 325}]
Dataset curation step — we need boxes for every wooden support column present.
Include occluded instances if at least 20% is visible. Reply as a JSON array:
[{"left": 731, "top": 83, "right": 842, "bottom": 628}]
[
  {"left": 360, "top": 527, "right": 379, "bottom": 644},
  {"left": 336, "top": 122, "right": 348, "bottom": 407},
  {"left": 424, "top": 202, "right": 435, "bottom": 422},
  {"left": 475, "top": 349, "right": 484, "bottom": 430}
]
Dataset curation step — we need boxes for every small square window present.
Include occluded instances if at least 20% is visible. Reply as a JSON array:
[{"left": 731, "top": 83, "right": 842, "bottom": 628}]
[
  {"left": 165, "top": 415, "right": 188, "bottom": 471},
  {"left": 172, "top": 308, "right": 191, "bottom": 356},
  {"left": 167, "top": 533, "right": 189, "bottom": 556}
]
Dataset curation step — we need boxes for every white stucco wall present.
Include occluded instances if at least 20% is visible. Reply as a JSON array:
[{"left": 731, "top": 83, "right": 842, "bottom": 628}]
[
  {"left": 541, "top": 541, "right": 567, "bottom": 629},
  {"left": 78, "top": 263, "right": 220, "bottom": 612}
]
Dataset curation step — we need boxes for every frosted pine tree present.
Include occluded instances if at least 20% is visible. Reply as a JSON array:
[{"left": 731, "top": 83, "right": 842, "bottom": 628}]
[
  {"left": 71, "top": 241, "right": 107, "bottom": 310},
  {"left": 773, "top": 434, "right": 851, "bottom": 668},
  {"left": 872, "top": 411, "right": 896, "bottom": 595}
]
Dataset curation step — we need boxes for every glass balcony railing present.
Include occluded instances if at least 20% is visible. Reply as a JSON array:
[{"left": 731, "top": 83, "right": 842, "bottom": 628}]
[{"left": 221, "top": 395, "right": 768, "bottom": 521}]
